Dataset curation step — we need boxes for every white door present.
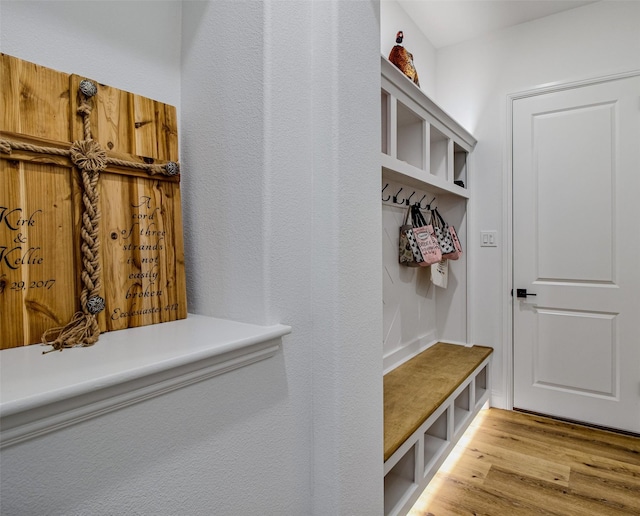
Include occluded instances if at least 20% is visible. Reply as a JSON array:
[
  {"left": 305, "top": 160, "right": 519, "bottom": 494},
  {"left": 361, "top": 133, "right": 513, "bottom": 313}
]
[{"left": 512, "top": 74, "right": 640, "bottom": 434}]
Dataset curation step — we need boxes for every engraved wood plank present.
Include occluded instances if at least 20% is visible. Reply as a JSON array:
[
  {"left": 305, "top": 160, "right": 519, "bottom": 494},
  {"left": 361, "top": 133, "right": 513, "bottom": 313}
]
[
  {"left": 21, "top": 163, "right": 78, "bottom": 343},
  {"left": 89, "top": 87, "right": 185, "bottom": 332},
  {"left": 99, "top": 175, "right": 186, "bottom": 330},
  {"left": 1, "top": 54, "right": 186, "bottom": 349},
  {"left": 0, "top": 162, "right": 77, "bottom": 349}
]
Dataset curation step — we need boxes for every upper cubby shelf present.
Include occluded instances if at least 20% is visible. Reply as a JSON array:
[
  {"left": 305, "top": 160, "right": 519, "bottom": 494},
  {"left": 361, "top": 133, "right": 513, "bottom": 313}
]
[{"left": 381, "top": 56, "right": 476, "bottom": 199}]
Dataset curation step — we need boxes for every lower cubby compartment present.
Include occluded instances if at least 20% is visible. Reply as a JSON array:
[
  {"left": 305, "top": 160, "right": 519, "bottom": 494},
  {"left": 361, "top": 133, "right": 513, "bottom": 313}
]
[
  {"left": 453, "top": 383, "right": 471, "bottom": 435},
  {"left": 423, "top": 408, "right": 449, "bottom": 475},
  {"left": 384, "top": 443, "right": 418, "bottom": 516},
  {"left": 475, "top": 365, "right": 488, "bottom": 406}
]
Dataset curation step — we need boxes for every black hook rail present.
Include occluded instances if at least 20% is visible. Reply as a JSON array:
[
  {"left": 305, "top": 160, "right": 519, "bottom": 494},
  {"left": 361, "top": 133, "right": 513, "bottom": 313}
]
[{"left": 382, "top": 184, "right": 436, "bottom": 210}]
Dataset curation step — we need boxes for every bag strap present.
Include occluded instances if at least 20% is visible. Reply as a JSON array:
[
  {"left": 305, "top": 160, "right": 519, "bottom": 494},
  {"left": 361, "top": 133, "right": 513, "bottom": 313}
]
[
  {"left": 403, "top": 205, "right": 413, "bottom": 226},
  {"left": 412, "top": 204, "right": 428, "bottom": 227},
  {"left": 431, "top": 208, "right": 446, "bottom": 229},
  {"left": 433, "top": 208, "right": 447, "bottom": 228}
]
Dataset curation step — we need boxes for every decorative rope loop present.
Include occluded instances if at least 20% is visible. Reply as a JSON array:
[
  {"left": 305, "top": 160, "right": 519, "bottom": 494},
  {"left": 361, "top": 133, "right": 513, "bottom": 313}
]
[{"left": 70, "top": 139, "right": 107, "bottom": 173}]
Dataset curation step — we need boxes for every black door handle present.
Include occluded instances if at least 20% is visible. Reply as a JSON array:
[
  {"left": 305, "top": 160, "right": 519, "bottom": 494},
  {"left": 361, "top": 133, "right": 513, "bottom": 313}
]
[{"left": 516, "top": 288, "right": 536, "bottom": 299}]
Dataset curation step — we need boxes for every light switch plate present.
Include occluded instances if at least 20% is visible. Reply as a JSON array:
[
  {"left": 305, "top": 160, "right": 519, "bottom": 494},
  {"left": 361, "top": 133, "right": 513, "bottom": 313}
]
[{"left": 480, "top": 231, "right": 497, "bottom": 247}]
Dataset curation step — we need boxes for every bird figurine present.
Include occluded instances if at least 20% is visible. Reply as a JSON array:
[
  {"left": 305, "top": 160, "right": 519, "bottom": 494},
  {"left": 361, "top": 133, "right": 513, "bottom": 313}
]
[{"left": 388, "top": 31, "right": 420, "bottom": 87}]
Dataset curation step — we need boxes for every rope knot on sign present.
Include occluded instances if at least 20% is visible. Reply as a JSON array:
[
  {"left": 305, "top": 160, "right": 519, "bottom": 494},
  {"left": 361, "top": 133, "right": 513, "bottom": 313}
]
[{"left": 70, "top": 139, "right": 107, "bottom": 173}]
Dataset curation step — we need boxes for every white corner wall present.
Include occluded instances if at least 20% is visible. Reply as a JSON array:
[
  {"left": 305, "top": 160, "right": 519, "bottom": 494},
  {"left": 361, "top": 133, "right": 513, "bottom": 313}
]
[
  {"left": 0, "top": 1, "right": 382, "bottom": 515},
  {"left": 380, "top": 0, "right": 437, "bottom": 97},
  {"left": 0, "top": 0, "right": 182, "bottom": 108},
  {"left": 434, "top": 0, "right": 640, "bottom": 408}
]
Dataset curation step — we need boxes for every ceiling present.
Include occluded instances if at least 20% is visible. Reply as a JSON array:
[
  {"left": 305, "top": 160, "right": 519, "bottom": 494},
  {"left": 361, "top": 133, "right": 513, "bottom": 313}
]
[{"left": 395, "top": 0, "right": 599, "bottom": 48}]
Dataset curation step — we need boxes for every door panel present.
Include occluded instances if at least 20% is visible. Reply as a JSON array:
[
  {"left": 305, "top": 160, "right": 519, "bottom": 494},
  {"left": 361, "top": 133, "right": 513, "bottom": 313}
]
[
  {"left": 533, "top": 308, "right": 616, "bottom": 397},
  {"left": 513, "top": 74, "right": 640, "bottom": 433},
  {"left": 535, "top": 103, "right": 615, "bottom": 282}
]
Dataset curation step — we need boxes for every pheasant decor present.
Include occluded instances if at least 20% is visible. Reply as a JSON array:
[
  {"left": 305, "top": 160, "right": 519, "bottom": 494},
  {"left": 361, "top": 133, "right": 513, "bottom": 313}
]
[{"left": 388, "top": 31, "right": 420, "bottom": 87}]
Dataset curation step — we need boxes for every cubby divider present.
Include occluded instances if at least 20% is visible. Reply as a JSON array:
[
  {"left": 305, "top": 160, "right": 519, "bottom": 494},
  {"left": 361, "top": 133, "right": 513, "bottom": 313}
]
[
  {"left": 423, "top": 407, "right": 450, "bottom": 475},
  {"left": 453, "top": 383, "right": 472, "bottom": 435}
]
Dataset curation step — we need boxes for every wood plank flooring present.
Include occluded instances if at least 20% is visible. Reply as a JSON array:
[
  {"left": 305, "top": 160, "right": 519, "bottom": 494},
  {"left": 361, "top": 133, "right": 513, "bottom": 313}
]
[{"left": 409, "top": 408, "right": 640, "bottom": 516}]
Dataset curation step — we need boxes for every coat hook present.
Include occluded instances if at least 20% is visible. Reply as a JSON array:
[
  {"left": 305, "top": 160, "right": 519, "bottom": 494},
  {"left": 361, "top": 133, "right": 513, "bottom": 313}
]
[
  {"left": 382, "top": 183, "right": 391, "bottom": 202},
  {"left": 393, "top": 187, "right": 405, "bottom": 205},
  {"left": 405, "top": 191, "right": 415, "bottom": 206},
  {"left": 425, "top": 196, "right": 436, "bottom": 210}
]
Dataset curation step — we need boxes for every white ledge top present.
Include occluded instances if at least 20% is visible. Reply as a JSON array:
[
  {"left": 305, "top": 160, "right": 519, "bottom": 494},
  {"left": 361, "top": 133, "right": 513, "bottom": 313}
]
[{"left": 0, "top": 314, "right": 291, "bottom": 420}]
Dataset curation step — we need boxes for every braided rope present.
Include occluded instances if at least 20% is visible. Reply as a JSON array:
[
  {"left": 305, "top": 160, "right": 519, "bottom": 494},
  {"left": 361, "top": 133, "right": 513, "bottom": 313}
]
[{"left": 42, "top": 93, "right": 105, "bottom": 352}]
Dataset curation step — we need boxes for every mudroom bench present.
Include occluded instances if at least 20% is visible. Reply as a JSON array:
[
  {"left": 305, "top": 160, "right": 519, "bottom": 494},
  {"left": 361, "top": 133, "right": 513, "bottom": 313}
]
[{"left": 383, "top": 342, "right": 493, "bottom": 516}]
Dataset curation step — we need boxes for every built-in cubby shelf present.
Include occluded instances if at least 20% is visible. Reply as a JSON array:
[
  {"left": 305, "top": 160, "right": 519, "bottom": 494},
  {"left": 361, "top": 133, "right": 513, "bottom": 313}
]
[
  {"left": 381, "top": 55, "right": 483, "bottom": 516},
  {"left": 381, "top": 56, "right": 476, "bottom": 198},
  {"left": 381, "top": 54, "right": 476, "bottom": 369}
]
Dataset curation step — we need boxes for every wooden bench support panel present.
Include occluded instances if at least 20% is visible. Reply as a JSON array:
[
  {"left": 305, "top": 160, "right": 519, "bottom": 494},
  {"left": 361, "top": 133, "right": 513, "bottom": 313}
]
[{"left": 383, "top": 342, "right": 493, "bottom": 516}]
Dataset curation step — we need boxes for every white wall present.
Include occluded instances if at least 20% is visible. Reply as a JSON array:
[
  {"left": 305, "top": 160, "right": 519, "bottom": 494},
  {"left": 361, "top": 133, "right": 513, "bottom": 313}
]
[
  {"left": 0, "top": 1, "right": 382, "bottom": 515},
  {"left": 380, "top": 0, "right": 437, "bottom": 97},
  {"left": 434, "top": 0, "right": 640, "bottom": 408},
  {"left": 0, "top": 0, "right": 182, "bottom": 108}
]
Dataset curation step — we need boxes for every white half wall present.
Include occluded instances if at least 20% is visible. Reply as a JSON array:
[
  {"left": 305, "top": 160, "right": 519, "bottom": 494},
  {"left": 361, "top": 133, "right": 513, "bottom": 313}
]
[{"left": 434, "top": 0, "right": 640, "bottom": 409}]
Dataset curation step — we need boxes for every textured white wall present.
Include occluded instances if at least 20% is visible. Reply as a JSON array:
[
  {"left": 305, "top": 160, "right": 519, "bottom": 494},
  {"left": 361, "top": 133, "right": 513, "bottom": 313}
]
[
  {"left": 434, "top": 0, "right": 640, "bottom": 408},
  {"left": 1, "top": 1, "right": 382, "bottom": 515}
]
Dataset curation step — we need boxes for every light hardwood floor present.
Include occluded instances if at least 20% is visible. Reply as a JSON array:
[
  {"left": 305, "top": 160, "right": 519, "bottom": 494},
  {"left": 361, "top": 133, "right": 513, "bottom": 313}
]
[{"left": 409, "top": 408, "right": 640, "bottom": 516}]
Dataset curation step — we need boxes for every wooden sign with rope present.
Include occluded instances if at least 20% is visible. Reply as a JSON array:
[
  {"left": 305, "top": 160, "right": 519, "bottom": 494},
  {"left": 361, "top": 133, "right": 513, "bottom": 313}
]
[{"left": 0, "top": 54, "right": 187, "bottom": 351}]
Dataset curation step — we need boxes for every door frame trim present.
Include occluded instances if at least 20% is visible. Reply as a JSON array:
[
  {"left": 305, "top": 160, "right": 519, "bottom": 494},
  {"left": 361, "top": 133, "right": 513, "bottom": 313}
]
[{"left": 504, "top": 69, "right": 640, "bottom": 410}]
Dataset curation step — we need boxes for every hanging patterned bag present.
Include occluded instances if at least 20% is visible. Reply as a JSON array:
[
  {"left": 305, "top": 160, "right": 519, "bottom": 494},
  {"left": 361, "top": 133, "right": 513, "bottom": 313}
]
[
  {"left": 411, "top": 205, "right": 442, "bottom": 266},
  {"left": 399, "top": 204, "right": 423, "bottom": 267},
  {"left": 432, "top": 208, "right": 462, "bottom": 260}
]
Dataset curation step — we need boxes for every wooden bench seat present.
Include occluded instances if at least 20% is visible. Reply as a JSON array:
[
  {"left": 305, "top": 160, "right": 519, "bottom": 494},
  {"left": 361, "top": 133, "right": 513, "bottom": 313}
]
[{"left": 384, "top": 342, "right": 493, "bottom": 462}]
